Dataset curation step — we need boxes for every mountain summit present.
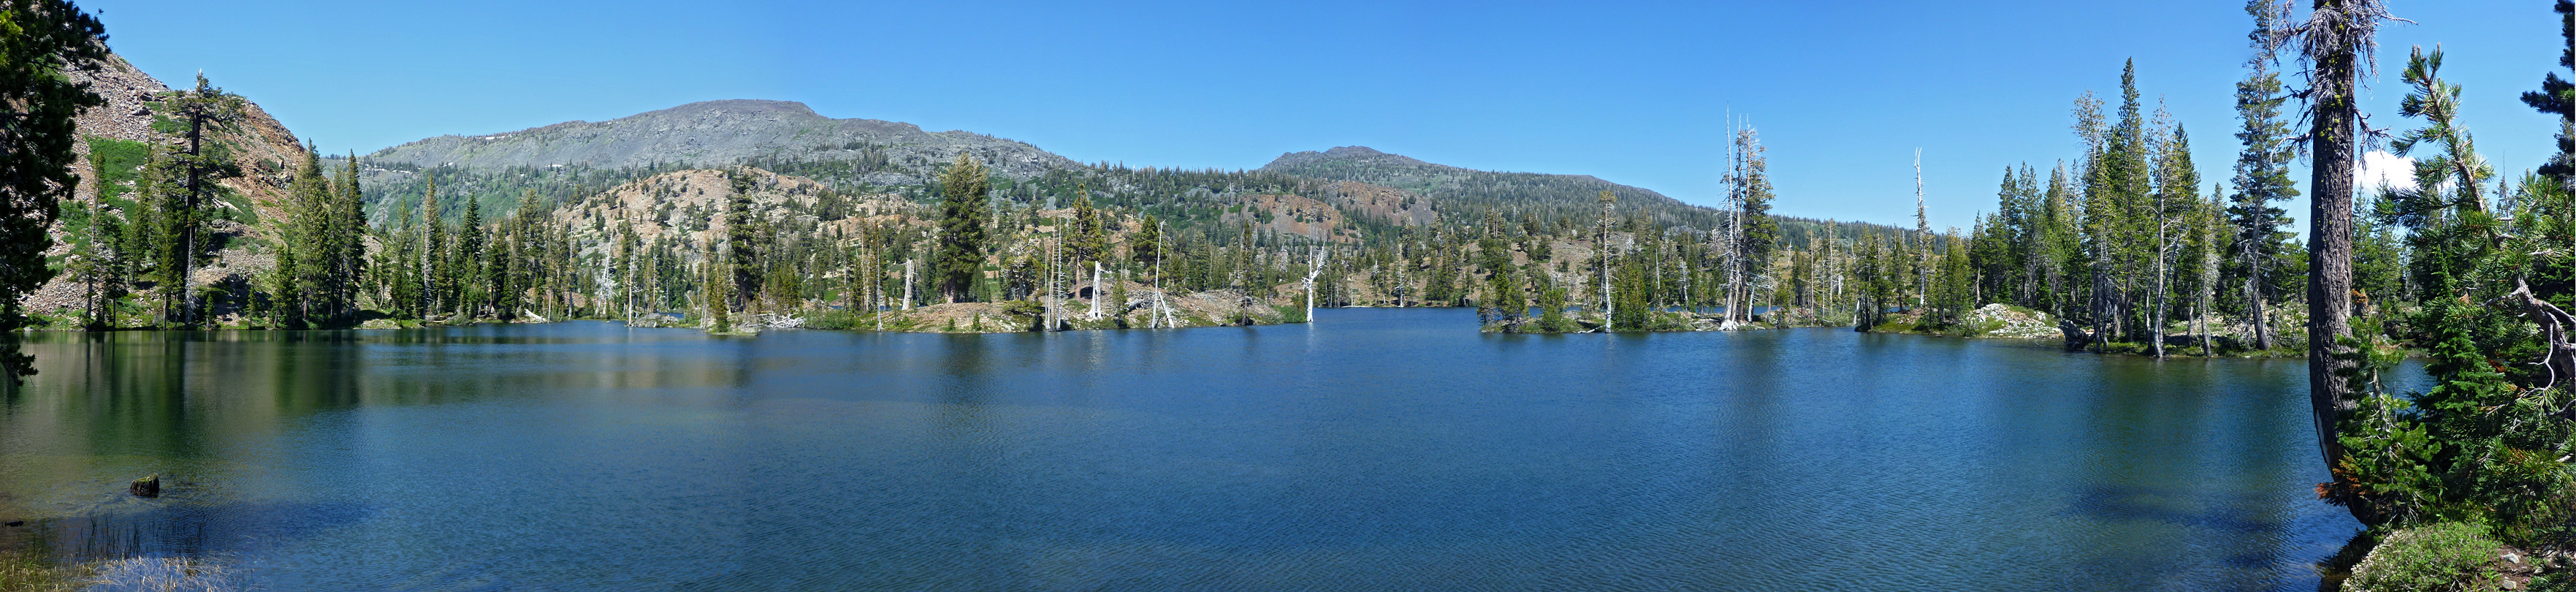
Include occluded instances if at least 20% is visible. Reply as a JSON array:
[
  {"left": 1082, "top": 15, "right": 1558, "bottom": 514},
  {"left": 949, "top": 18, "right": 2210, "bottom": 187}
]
[
  {"left": 1258, "top": 146, "right": 1688, "bottom": 221},
  {"left": 363, "top": 99, "right": 1075, "bottom": 180}
]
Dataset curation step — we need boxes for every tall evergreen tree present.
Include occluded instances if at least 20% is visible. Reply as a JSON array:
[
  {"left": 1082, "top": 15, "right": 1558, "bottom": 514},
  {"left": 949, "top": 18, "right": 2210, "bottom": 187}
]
[
  {"left": 934, "top": 153, "right": 991, "bottom": 303},
  {"left": 2232, "top": 0, "right": 2302, "bottom": 352},
  {"left": 2523, "top": 1, "right": 2575, "bottom": 183},
  {"left": 1070, "top": 189, "right": 1108, "bottom": 267},
  {"left": 2322, "top": 41, "right": 2576, "bottom": 544},
  {"left": 2149, "top": 124, "right": 2202, "bottom": 357},
  {"left": 0, "top": 0, "right": 105, "bottom": 338},
  {"left": 1131, "top": 214, "right": 1162, "bottom": 271},
  {"left": 1734, "top": 127, "right": 1780, "bottom": 325},
  {"left": 158, "top": 73, "right": 246, "bottom": 326},
  {"left": 456, "top": 197, "right": 485, "bottom": 318},
  {"left": 327, "top": 152, "right": 367, "bottom": 324},
  {"left": 725, "top": 168, "right": 760, "bottom": 311},
  {"left": 283, "top": 143, "right": 332, "bottom": 326}
]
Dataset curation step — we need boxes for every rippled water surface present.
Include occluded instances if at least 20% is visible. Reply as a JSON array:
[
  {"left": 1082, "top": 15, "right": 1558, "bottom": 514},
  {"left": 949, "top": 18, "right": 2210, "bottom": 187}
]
[{"left": 0, "top": 309, "right": 2404, "bottom": 591}]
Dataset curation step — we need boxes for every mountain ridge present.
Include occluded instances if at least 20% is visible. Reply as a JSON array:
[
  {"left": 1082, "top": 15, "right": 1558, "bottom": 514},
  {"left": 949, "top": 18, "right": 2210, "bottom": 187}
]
[
  {"left": 1257, "top": 145, "right": 1710, "bottom": 228},
  {"left": 362, "top": 99, "right": 1077, "bottom": 182}
]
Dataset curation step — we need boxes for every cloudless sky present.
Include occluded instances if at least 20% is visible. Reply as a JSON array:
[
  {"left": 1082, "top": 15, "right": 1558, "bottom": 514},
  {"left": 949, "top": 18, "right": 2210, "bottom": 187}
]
[{"left": 80, "top": 0, "right": 2572, "bottom": 230}]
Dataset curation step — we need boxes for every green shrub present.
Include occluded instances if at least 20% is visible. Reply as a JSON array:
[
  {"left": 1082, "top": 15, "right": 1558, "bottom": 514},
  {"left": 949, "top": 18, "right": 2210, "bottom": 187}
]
[
  {"left": 999, "top": 300, "right": 1044, "bottom": 330},
  {"left": 803, "top": 310, "right": 872, "bottom": 330},
  {"left": 2537, "top": 565, "right": 2576, "bottom": 592},
  {"left": 2344, "top": 522, "right": 2502, "bottom": 592},
  {"left": 84, "top": 137, "right": 150, "bottom": 201}
]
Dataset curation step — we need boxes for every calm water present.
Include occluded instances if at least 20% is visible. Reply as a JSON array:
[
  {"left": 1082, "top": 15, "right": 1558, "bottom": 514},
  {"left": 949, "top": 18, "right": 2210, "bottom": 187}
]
[{"left": 0, "top": 308, "right": 2410, "bottom": 591}]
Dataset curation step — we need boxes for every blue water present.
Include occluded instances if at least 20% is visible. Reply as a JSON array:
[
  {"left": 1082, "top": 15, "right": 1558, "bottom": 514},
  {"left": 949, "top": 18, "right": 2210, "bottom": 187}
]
[{"left": 0, "top": 308, "right": 2392, "bottom": 591}]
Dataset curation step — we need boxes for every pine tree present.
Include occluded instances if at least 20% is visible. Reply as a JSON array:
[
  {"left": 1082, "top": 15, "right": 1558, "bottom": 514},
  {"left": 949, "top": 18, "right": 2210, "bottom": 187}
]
[
  {"left": 2232, "top": 0, "right": 2302, "bottom": 352},
  {"left": 2322, "top": 39, "right": 2576, "bottom": 541},
  {"left": 330, "top": 152, "right": 367, "bottom": 324},
  {"left": 934, "top": 153, "right": 991, "bottom": 303},
  {"left": 725, "top": 169, "right": 760, "bottom": 311},
  {"left": 1597, "top": 190, "right": 1616, "bottom": 329},
  {"left": 1734, "top": 127, "right": 1780, "bottom": 326},
  {"left": 1070, "top": 189, "right": 1108, "bottom": 267},
  {"left": 703, "top": 235, "right": 728, "bottom": 332},
  {"left": 159, "top": 73, "right": 247, "bottom": 326},
  {"left": 2149, "top": 123, "right": 2201, "bottom": 357},
  {"left": 457, "top": 197, "right": 485, "bottom": 318},
  {"left": 1932, "top": 229, "right": 1973, "bottom": 326},
  {"left": 0, "top": 0, "right": 105, "bottom": 337},
  {"left": 2521, "top": 1, "right": 2575, "bottom": 183},
  {"left": 386, "top": 201, "right": 422, "bottom": 319},
  {"left": 72, "top": 152, "right": 123, "bottom": 328},
  {"left": 269, "top": 232, "right": 299, "bottom": 327},
  {"left": 1132, "top": 214, "right": 1162, "bottom": 272},
  {"left": 283, "top": 143, "right": 332, "bottom": 326}
]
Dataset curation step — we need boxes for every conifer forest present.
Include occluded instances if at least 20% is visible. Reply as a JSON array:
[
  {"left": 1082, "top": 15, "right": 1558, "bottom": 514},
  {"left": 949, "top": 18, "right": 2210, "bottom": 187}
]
[{"left": 7, "top": 1, "right": 2576, "bottom": 590}]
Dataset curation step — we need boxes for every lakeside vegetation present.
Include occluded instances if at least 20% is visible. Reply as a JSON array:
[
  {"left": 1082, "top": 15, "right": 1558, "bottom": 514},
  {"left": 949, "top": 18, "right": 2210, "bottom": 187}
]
[{"left": 4, "top": 0, "right": 2576, "bottom": 590}]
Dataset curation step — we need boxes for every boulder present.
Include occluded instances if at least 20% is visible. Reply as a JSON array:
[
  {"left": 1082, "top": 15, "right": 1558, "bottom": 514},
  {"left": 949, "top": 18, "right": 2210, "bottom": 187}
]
[{"left": 129, "top": 474, "right": 159, "bottom": 498}]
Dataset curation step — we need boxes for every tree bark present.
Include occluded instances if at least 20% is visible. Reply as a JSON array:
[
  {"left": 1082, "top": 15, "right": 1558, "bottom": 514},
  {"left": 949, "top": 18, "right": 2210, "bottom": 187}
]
[
  {"left": 2247, "top": 248, "right": 2273, "bottom": 350},
  {"left": 2306, "top": 5, "right": 2361, "bottom": 512},
  {"left": 2152, "top": 199, "right": 2171, "bottom": 358}
]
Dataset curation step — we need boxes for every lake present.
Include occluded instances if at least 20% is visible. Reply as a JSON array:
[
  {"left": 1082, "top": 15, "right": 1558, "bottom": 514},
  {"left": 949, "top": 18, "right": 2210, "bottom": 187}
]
[{"left": 0, "top": 308, "right": 2402, "bottom": 591}]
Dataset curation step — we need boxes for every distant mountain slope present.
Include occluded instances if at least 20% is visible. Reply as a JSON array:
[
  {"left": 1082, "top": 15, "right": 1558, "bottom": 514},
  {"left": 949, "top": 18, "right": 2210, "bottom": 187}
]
[
  {"left": 345, "top": 100, "right": 1097, "bottom": 224},
  {"left": 362, "top": 99, "right": 1077, "bottom": 180},
  {"left": 1257, "top": 146, "right": 1697, "bottom": 222}
]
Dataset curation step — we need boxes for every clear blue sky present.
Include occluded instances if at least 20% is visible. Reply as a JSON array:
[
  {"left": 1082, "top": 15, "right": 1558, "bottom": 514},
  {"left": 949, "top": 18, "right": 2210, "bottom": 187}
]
[{"left": 82, "top": 0, "right": 2569, "bottom": 230}]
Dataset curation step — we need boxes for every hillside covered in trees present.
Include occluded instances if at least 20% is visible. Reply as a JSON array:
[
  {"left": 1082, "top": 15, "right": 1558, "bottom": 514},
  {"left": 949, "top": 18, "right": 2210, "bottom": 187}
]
[{"left": 28, "top": 62, "right": 1932, "bottom": 335}]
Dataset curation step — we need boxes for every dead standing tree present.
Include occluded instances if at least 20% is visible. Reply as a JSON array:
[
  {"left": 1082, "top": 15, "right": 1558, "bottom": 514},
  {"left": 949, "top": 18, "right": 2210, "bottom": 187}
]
[
  {"left": 1302, "top": 246, "right": 1327, "bottom": 323},
  {"left": 1914, "top": 149, "right": 1930, "bottom": 309}
]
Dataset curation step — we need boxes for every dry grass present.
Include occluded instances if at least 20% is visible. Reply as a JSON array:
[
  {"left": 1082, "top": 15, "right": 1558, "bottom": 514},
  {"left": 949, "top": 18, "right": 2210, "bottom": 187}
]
[
  {"left": 2, "top": 549, "right": 248, "bottom": 592},
  {"left": 0, "top": 547, "right": 77, "bottom": 592},
  {"left": 83, "top": 555, "right": 245, "bottom": 592}
]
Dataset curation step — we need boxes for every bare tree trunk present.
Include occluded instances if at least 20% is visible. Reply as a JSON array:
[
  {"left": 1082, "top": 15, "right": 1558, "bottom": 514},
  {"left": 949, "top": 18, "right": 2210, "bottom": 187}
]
[
  {"left": 2302, "top": 0, "right": 2374, "bottom": 522},
  {"left": 2152, "top": 195, "right": 2171, "bottom": 358},
  {"left": 1914, "top": 151, "right": 1930, "bottom": 308},
  {"left": 1726, "top": 128, "right": 1747, "bottom": 326},
  {"left": 2201, "top": 213, "right": 2220, "bottom": 357},
  {"left": 1303, "top": 246, "right": 1327, "bottom": 324},
  {"left": 2247, "top": 247, "right": 2273, "bottom": 350}
]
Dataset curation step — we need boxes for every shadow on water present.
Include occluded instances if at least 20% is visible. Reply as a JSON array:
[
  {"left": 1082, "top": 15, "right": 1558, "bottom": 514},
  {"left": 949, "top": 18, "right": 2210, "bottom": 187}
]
[
  {"left": 2069, "top": 485, "right": 2279, "bottom": 534},
  {"left": 2, "top": 474, "right": 372, "bottom": 579},
  {"left": 37, "top": 497, "right": 375, "bottom": 562},
  {"left": 0, "top": 314, "right": 2389, "bottom": 591}
]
